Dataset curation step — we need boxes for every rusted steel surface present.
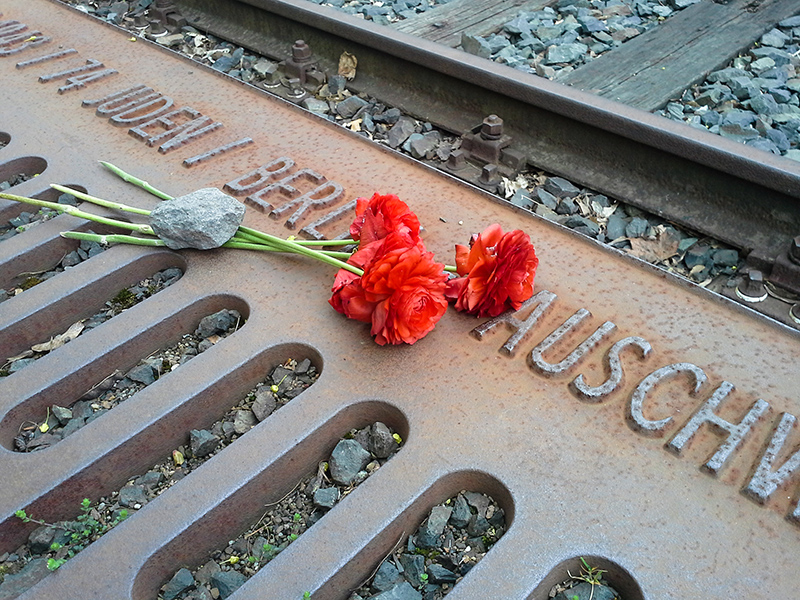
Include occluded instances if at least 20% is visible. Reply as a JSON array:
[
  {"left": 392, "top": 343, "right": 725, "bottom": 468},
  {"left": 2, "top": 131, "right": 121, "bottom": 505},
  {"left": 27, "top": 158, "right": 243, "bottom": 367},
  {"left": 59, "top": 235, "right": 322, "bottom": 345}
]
[
  {"left": 175, "top": 0, "right": 800, "bottom": 265},
  {"left": 0, "top": 2, "right": 799, "bottom": 599}
]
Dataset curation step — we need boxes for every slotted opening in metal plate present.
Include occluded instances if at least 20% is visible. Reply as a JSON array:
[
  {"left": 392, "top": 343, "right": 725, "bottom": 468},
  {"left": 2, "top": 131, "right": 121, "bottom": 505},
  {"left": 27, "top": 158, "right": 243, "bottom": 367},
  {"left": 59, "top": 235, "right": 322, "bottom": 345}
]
[{"left": 0, "top": 2, "right": 799, "bottom": 599}]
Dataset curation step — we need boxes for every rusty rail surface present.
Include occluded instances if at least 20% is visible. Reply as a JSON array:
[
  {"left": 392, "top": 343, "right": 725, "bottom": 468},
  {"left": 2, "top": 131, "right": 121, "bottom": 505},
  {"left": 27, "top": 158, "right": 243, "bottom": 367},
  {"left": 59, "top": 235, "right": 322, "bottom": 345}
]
[{"left": 0, "top": 1, "right": 799, "bottom": 599}]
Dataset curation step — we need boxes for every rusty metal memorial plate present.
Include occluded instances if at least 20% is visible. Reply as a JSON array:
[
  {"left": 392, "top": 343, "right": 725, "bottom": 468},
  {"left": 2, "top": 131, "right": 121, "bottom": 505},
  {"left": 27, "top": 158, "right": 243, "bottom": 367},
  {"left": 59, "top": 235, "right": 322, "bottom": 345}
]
[{"left": 0, "top": 2, "right": 799, "bottom": 598}]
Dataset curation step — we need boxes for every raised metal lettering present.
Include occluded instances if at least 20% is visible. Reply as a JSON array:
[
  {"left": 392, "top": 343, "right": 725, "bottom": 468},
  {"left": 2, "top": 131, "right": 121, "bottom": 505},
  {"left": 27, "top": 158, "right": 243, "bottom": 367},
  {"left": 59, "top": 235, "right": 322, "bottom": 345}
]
[
  {"left": 572, "top": 336, "right": 652, "bottom": 402},
  {"left": 667, "top": 382, "right": 769, "bottom": 475},
  {"left": 16, "top": 48, "right": 77, "bottom": 69},
  {"left": 182, "top": 137, "right": 254, "bottom": 168},
  {"left": 158, "top": 119, "right": 222, "bottom": 154},
  {"left": 245, "top": 168, "right": 325, "bottom": 213},
  {"left": 274, "top": 181, "right": 345, "bottom": 229},
  {"left": 470, "top": 290, "right": 558, "bottom": 357},
  {"left": 529, "top": 310, "right": 616, "bottom": 376},
  {"left": 0, "top": 30, "right": 50, "bottom": 56},
  {"left": 224, "top": 158, "right": 296, "bottom": 196},
  {"left": 743, "top": 413, "right": 800, "bottom": 512},
  {"left": 300, "top": 199, "right": 357, "bottom": 241},
  {"left": 39, "top": 58, "right": 103, "bottom": 83},
  {"left": 110, "top": 95, "right": 174, "bottom": 126},
  {"left": 82, "top": 84, "right": 150, "bottom": 108},
  {"left": 627, "top": 363, "right": 707, "bottom": 437},
  {"left": 95, "top": 88, "right": 159, "bottom": 117},
  {"left": 58, "top": 69, "right": 117, "bottom": 94}
]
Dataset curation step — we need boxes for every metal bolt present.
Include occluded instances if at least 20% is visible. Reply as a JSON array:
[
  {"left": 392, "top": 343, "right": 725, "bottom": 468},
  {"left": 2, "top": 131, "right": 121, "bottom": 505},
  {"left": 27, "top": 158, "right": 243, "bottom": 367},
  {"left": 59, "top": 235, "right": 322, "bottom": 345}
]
[
  {"left": 790, "top": 303, "right": 800, "bottom": 325},
  {"left": 736, "top": 270, "right": 768, "bottom": 303},
  {"left": 480, "top": 115, "right": 503, "bottom": 140},
  {"left": 789, "top": 235, "right": 800, "bottom": 266},
  {"left": 479, "top": 163, "right": 499, "bottom": 185},
  {"left": 292, "top": 40, "right": 313, "bottom": 64},
  {"left": 148, "top": 19, "right": 166, "bottom": 35},
  {"left": 446, "top": 149, "right": 466, "bottom": 171}
]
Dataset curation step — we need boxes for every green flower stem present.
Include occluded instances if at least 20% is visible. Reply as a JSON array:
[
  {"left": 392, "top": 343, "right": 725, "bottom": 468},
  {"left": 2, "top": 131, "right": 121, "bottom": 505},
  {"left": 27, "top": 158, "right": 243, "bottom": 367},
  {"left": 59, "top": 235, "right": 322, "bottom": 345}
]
[
  {"left": 50, "top": 184, "right": 152, "bottom": 216},
  {"left": 100, "top": 161, "right": 173, "bottom": 200},
  {"left": 287, "top": 238, "right": 356, "bottom": 247},
  {"left": 444, "top": 265, "right": 458, "bottom": 273},
  {"left": 61, "top": 232, "right": 354, "bottom": 261},
  {"left": 62, "top": 231, "right": 166, "bottom": 247},
  {"left": 0, "top": 192, "right": 156, "bottom": 235}
]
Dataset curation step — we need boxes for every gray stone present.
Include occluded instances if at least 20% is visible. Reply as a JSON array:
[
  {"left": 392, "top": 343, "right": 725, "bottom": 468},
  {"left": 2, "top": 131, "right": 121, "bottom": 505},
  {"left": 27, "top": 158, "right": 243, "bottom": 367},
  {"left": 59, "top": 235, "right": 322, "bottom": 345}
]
[
  {"left": 721, "top": 109, "right": 756, "bottom": 127},
  {"left": 544, "top": 42, "right": 588, "bottom": 65},
  {"left": 302, "top": 97, "right": 330, "bottom": 114},
  {"left": 669, "top": 0, "right": 700, "bottom": 7},
  {"left": 554, "top": 581, "right": 620, "bottom": 600},
  {"left": 729, "top": 77, "right": 759, "bottom": 100},
  {"left": 28, "top": 525, "right": 56, "bottom": 554},
  {"left": 195, "top": 560, "right": 221, "bottom": 586},
  {"left": 336, "top": 95, "right": 368, "bottom": 119},
  {"left": 387, "top": 116, "right": 417, "bottom": 148},
  {"left": 761, "top": 28, "right": 789, "bottom": 48},
  {"left": 373, "top": 561, "right": 404, "bottom": 591},
  {"left": 750, "top": 57, "right": 776, "bottom": 75},
  {"left": 555, "top": 197, "right": 578, "bottom": 215},
  {"left": 233, "top": 409, "right": 257, "bottom": 434},
  {"left": 252, "top": 58, "right": 278, "bottom": 78},
  {"left": 684, "top": 244, "right": 711, "bottom": 269},
  {"left": 252, "top": 388, "right": 277, "bottom": 421},
  {"left": 136, "top": 470, "right": 164, "bottom": 488},
  {"left": 625, "top": 216, "right": 649, "bottom": 238},
  {"left": 51, "top": 404, "right": 73, "bottom": 425},
  {"left": 565, "top": 215, "right": 600, "bottom": 235},
  {"left": 427, "top": 563, "right": 457, "bottom": 584},
  {"left": 211, "top": 570, "right": 248, "bottom": 599},
  {"left": 399, "top": 554, "right": 426, "bottom": 584},
  {"left": 374, "top": 108, "right": 401, "bottom": 125},
  {"left": 416, "top": 506, "right": 452, "bottom": 548},
  {"left": 769, "top": 88, "right": 792, "bottom": 104},
  {"left": 127, "top": 363, "right": 156, "bottom": 385},
  {"left": 212, "top": 48, "right": 243, "bottom": 73},
  {"left": 370, "top": 582, "right": 422, "bottom": 600},
  {"left": 313, "top": 486, "right": 340, "bottom": 508},
  {"left": 461, "top": 33, "right": 492, "bottom": 58},
  {"left": 119, "top": 484, "right": 149, "bottom": 508},
  {"left": 61, "top": 416, "right": 86, "bottom": 438},
  {"left": 464, "top": 491, "right": 490, "bottom": 516},
  {"left": 749, "top": 92, "right": 780, "bottom": 115},
  {"left": 0, "top": 558, "right": 51, "bottom": 598},
  {"left": 330, "top": 439, "right": 372, "bottom": 485},
  {"left": 484, "top": 33, "right": 510, "bottom": 55},
  {"left": 746, "top": 138, "right": 780, "bottom": 154},
  {"left": 605, "top": 213, "right": 628, "bottom": 240},
  {"left": 150, "top": 188, "right": 245, "bottom": 250},
  {"left": 190, "top": 429, "right": 220, "bottom": 457},
  {"left": 466, "top": 513, "right": 490, "bottom": 536},
  {"left": 449, "top": 494, "right": 471, "bottom": 528},
  {"left": 766, "top": 128, "right": 790, "bottom": 152},
  {"left": 163, "top": 568, "right": 196, "bottom": 600},
  {"left": 712, "top": 248, "right": 739, "bottom": 267},
  {"left": 665, "top": 102, "right": 684, "bottom": 119},
  {"left": 510, "top": 188, "right": 533, "bottom": 209},
  {"left": 719, "top": 123, "right": 760, "bottom": 143},
  {"left": 369, "top": 422, "right": 398, "bottom": 458},
  {"left": 707, "top": 67, "right": 748, "bottom": 84},
  {"left": 61, "top": 251, "right": 82, "bottom": 267},
  {"left": 543, "top": 176, "right": 580, "bottom": 198},
  {"left": 196, "top": 308, "right": 240, "bottom": 338},
  {"left": 779, "top": 16, "right": 800, "bottom": 28}
]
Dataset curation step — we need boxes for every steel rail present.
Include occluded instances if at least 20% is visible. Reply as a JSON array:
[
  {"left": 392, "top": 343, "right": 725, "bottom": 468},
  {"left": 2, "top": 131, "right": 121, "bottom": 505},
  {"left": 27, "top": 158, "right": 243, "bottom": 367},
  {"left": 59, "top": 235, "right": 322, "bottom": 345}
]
[{"left": 176, "top": 0, "right": 800, "bottom": 266}]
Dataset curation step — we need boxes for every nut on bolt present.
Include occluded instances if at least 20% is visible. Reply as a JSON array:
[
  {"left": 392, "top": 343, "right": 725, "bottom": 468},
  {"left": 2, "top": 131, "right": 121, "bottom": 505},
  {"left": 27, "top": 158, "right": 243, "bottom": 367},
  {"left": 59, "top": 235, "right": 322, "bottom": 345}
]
[
  {"left": 736, "top": 270, "right": 768, "bottom": 303},
  {"left": 480, "top": 115, "right": 503, "bottom": 140},
  {"left": 292, "top": 40, "right": 313, "bottom": 64},
  {"left": 789, "top": 235, "right": 800, "bottom": 266}
]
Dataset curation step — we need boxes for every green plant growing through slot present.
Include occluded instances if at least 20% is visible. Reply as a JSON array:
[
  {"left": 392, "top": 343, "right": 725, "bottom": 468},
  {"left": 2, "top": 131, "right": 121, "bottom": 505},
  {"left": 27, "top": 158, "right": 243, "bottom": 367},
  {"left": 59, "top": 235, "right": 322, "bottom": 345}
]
[
  {"left": 14, "top": 498, "right": 128, "bottom": 571},
  {"left": 568, "top": 557, "right": 607, "bottom": 600}
]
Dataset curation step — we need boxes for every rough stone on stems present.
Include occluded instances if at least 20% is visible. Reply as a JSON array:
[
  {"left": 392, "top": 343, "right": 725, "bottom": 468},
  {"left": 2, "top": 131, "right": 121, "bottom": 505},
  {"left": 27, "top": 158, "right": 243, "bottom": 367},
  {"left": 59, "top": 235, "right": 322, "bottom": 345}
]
[{"left": 149, "top": 188, "right": 245, "bottom": 250}]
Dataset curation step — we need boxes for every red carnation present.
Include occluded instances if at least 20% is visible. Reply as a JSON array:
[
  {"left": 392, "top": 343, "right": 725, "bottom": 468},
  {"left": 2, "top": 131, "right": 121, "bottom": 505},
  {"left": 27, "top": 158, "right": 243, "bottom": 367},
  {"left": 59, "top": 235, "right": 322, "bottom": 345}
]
[
  {"left": 330, "top": 231, "right": 448, "bottom": 345},
  {"left": 445, "top": 223, "right": 538, "bottom": 318},
  {"left": 349, "top": 193, "right": 421, "bottom": 246}
]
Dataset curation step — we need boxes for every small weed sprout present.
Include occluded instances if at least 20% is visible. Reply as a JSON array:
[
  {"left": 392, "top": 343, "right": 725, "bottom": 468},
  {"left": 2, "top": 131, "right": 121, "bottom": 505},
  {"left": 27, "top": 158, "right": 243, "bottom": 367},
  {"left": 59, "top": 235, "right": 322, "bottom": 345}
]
[
  {"left": 419, "top": 573, "right": 429, "bottom": 585},
  {"left": 303, "top": 592, "right": 311, "bottom": 599},
  {"left": 568, "top": 557, "right": 608, "bottom": 600},
  {"left": 14, "top": 499, "right": 129, "bottom": 570}
]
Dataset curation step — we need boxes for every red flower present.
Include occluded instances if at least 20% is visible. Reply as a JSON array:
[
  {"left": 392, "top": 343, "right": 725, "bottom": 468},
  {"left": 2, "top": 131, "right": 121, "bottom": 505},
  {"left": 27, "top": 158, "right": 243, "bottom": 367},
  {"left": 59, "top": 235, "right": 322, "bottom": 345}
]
[
  {"left": 330, "top": 232, "right": 448, "bottom": 345},
  {"left": 445, "top": 223, "right": 538, "bottom": 318},
  {"left": 349, "top": 193, "right": 421, "bottom": 245}
]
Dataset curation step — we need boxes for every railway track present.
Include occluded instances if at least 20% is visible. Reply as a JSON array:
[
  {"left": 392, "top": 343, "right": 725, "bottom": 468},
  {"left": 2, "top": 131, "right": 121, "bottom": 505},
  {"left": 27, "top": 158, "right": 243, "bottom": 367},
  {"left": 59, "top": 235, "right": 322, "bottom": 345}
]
[
  {"left": 143, "top": 0, "right": 800, "bottom": 329},
  {"left": 0, "top": 1, "right": 799, "bottom": 599}
]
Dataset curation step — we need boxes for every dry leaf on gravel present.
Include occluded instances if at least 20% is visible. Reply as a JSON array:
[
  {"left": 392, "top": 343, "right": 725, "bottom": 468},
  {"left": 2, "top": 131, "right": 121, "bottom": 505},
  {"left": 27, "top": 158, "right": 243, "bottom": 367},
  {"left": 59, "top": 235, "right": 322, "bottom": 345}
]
[
  {"left": 627, "top": 227, "right": 681, "bottom": 263},
  {"left": 338, "top": 51, "right": 357, "bottom": 80},
  {"left": 31, "top": 321, "right": 84, "bottom": 353}
]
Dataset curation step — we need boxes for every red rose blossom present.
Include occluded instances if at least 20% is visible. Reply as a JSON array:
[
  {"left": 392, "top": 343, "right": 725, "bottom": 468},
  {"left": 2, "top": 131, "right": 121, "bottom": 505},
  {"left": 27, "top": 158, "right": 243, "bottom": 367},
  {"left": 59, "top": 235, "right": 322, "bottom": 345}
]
[
  {"left": 445, "top": 223, "right": 538, "bottom": 318},
  {"left": 349, "top": 193, "right": 421, "bottom": 245},
  {"left": 330, "top": 231, "right": 448, "bottom": 345}
]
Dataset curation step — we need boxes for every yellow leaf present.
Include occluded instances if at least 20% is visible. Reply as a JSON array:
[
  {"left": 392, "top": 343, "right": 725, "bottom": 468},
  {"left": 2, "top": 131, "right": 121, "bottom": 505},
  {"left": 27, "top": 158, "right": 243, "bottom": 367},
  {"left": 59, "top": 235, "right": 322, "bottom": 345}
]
[
  {"left": 172, "top": 450, "right": 184, "bottom": 465},
  {"left": 392, "top": 433, "right": 402, "bottom": 444},
  {"left": 39, "top": 422, "right": 49, "bottom": 433}
]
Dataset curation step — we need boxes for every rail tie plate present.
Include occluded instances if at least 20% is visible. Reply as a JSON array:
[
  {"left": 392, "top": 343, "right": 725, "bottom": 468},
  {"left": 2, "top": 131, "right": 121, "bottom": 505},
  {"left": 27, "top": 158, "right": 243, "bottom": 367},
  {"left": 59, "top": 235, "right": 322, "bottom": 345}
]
[{"left": 0, "top": 2, "right": 798, "bottom": 599}]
